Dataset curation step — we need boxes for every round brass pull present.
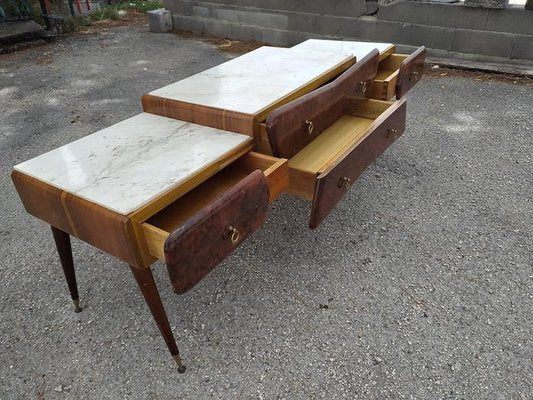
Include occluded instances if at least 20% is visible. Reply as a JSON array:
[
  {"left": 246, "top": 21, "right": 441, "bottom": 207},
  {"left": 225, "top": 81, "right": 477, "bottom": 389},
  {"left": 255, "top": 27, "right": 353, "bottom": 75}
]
[
  {"left": 225, "top": 226, "right": 240, "bottom": 244},
  {"left": 338, "top": 176, "right": 352, "bottom": 190},
  {"left": 304, "top": 120, "right": 314, "bottom": 135},
  {"left": 411, "top": 71, "right": 420, "bottom": 80}
]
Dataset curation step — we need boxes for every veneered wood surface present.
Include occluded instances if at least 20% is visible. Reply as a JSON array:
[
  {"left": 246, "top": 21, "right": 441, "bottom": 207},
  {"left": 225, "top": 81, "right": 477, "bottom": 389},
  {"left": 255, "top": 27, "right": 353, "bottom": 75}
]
[
  {"left": 396, "top": 46, "right": 426, "bottom": 99},
  {"left": 141, "top": 94, "right": 257, "bottom": 136},
  {"left": 164, "top": 170, "right": 270, "bottom": 294},
  {"left": 265, "top": 50, "right": 379, "bottom": 159},
  {"left": 309, "top": 98, "right": 407, "bottom": 229},
  {"left": 12, "top": 170, "right": 147, "bottom": 267}
]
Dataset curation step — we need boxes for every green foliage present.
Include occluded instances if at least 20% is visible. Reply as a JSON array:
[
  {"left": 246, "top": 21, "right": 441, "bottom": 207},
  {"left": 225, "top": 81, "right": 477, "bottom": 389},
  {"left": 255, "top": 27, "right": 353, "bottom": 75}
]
[
  {"left": 60, "top": 0, "right": 162, "bottom": 33},
  {"left": 113, "top": 0, "right": 162, "bottom": 13}
]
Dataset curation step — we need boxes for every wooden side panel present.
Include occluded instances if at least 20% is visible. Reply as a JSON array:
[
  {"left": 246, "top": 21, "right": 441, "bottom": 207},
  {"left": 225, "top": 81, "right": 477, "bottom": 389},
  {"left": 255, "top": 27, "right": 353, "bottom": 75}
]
[
  {"left": 396, "top": 46, "right": 426, "bottom": 99},
  {"left": 309, "top": 99, "right": 407, "bottom": 229},
  {"left": 265, "top": 50, "right": 380, "bottom": 159},
  {"left": 141, "top": 94, "right": 256, "bottom": 136},
  {"left": 164, "top": 170, "right": 269, "bottom": 294},
  {"left": 235, "top": 152, "right": 289, "bottom": 202},
  {"left": 369, "top": 73, "right": 398, "bottom": 101},
  {"left": 12, "top": 171, "right": 146, "bottom": 267},
  {"left": 287, "top": 167, "right": 317, "bottom": 200}
]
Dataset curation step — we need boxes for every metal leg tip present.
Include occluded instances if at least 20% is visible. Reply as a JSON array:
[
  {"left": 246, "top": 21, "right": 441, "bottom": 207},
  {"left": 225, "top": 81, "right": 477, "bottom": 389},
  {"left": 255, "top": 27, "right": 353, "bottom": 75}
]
[
  {"left": 73, "top": 299, "right": 82, "bottom": 313},
  {"left": 173, "top": 355, "right": 186, "bottom": 373}
]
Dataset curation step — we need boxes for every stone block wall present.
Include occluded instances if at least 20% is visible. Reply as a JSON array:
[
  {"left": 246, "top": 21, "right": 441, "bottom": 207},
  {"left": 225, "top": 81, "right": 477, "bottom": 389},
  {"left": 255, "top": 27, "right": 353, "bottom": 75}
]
[{"left": 164, "top": 0, "right": 533, "bottom": 62}]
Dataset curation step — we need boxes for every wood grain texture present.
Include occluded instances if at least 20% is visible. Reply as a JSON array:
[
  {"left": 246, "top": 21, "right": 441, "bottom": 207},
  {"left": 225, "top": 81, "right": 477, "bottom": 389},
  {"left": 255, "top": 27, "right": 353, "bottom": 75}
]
[
  {"left": 396, "top": 46, "right": 426, "bottom": 99},
  {"left": 309, "top": 98, "right": 407, "bottom": 229},
  {"left": 51, "top": 226, "right": 80, "bottom": 304},
  {"left": 142, "top": 152, "right": 287, "bottom": 261},
  {"left": 142, "top": 58, "right": 356, "bottom": 142},
  {"left": 129, "top": 264, "right": 184, "bottom": 370},
  {"left": 287, "top": 167, "right": 317, "bottom": 200},
  {"left": 369, "top": 53, "right": 405, "bottom": 100},
  {"left": 164, "top": 170, "right": 269, "bottom": 294},
  {"left": 141, "top": 94, "right": 257, "bottom": 136},
  {"left": 12, "top": 170, "right": 146, "bottom": 267},
  {"left": 265, "top": 50, "right": 379, "bottom": 159}
]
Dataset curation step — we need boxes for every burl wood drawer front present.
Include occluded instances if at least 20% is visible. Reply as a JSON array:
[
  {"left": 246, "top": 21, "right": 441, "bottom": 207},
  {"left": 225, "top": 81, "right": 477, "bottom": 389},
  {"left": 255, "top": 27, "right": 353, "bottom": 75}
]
[
  {"left": 265, "top": 50, "right": 379, "bottom": 159},
  {"left": 309, "top": 98, "right": 407, "bottom": 229},
  {"left": 141, "top": 152, "right": 287, "bottom": 292},
  {"left": 164, "top": 170, "right": 269, "bottom": 294},
  {"left": 370, "top": 46, "right": 426, "bottom": 101}
]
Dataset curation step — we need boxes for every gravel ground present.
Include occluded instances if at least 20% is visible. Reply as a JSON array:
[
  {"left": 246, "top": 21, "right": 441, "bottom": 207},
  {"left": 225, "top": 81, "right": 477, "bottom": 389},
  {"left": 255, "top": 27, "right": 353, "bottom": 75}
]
[{"left": 1, "top": 23, "right": 532, "bottom": 400}]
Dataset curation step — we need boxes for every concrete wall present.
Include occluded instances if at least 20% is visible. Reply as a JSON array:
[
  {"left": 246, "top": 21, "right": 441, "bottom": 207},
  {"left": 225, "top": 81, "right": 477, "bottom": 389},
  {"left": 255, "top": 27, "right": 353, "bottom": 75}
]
[{"left": 164, "top": 0, "right": 533, "bottom": 61}]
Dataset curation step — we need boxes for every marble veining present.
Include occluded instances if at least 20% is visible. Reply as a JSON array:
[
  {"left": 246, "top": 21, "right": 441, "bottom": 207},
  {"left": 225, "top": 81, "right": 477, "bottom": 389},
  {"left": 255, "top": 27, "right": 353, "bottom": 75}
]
[
  {"left": 148, "top": 46, "right": 353, "bottom": 116},
  {"left": 292, "top": 39, "right": 393, "bottom": 61},
  {"left": 14, "top": 113, "right": 251, "bottom": 215}
]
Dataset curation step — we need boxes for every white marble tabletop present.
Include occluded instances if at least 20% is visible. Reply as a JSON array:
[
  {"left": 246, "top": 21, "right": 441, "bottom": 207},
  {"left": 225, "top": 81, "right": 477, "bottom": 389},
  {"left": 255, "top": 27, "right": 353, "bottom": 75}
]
[
  {"left": 148, "top": 46, "right": 353, "bottom": 117},
  {"left": 14, "top": 113, "right": 251, "bottom": 215},
  {"left": 291, "top": 39, "right": 394, "bottom": 61}
]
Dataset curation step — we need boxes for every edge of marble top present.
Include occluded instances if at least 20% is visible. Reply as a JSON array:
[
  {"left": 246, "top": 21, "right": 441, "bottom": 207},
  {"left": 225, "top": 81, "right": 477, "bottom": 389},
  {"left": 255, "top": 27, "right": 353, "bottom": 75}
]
[
  {"left": 291, "top": 39, "right": 394, "bottom": 53},
  {"left": 147, "top": 45, "right": 356, "bottom": 118},
  {"left": 13, "top": 113, "right": 253, "bottom": 216}
]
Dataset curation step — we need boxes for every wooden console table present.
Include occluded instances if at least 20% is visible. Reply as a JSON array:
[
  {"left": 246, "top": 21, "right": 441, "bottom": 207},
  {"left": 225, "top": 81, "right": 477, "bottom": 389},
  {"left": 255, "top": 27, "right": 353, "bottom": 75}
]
[{"left": 12, "top": 40, "right": 426, "bottom": 373}]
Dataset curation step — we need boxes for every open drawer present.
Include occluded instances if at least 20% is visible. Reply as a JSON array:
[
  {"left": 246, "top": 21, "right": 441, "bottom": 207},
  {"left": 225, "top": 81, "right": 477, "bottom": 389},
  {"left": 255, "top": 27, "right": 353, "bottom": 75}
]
[
  {"left": 288, "top": 98, "right": 407, "bottom": 229},
  {"left": 370, "top": 46, "right": 426, "bottom": 100},
  {"left": 141, "top": 152, "right": 287, "bottom": 293}
]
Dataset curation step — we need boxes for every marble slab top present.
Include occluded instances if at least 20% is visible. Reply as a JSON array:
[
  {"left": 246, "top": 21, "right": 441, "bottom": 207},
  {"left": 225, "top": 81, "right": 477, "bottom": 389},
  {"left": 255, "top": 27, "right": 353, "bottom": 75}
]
[
  {"left": 14, "top": 113, "right": 251, "bottom": 215},
  {"left": 292, "top": 39, "right": 394, "bottom": 61},
  {"left": 148, "top": 46, "right": 353, "bottom": 117}
]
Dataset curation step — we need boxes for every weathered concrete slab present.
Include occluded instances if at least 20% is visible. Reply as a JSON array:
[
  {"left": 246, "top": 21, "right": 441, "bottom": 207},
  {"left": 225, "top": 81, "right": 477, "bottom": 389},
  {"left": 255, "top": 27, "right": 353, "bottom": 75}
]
[
  {"left": 0, "top": 20, "right": 44, "bottom": 45},
  {"left": 464, "top": 0, "right": 509, "bottom": 8},
  {"left": 402, "top": 23, "right": 454, "bottom": 51},
  {"left": 511, "top": 35, "right": 533, "bottom": 60},
  {"left": 147, "top": 9, "right": 173, "bottom": 32},
  {"left": 485, "top": 7, "right": 533, "bottom": 36},
  {"left": 453, "top": 29, "right": 515, "bottom": 58}
]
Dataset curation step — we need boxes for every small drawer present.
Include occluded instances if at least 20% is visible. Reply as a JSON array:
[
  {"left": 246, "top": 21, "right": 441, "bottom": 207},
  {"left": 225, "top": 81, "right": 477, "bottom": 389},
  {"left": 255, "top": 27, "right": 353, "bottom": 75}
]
[
  {"left": 370, "top": 46, "right": 426, "bottom": 100},
  {"left": 263, "top": 50, "right": 380, "bottom": 159},
  {"left": 288, "top": 98, "right": 406, "bottom": 228},
  {"left": 142, "top": 152, "right": 287, "bottom": 293}
]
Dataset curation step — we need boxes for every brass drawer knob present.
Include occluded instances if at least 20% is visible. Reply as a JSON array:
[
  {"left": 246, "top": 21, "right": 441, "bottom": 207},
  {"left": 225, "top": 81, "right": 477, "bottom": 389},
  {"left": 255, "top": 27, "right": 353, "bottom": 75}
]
[
  {"left": 387, "top": 128, "right": 399, "bottom": 139},
  {"left": 225, "top": 226, "right": 240, "bottom": 244},
  {"left": 411, "top": 71, "right": 420, "bottom": 80},
  {"left": 304, "top": 120, "right": 314, "bottom": 135},
  {"left": 338, "top": 176, "right": 352, "bottom": 190}
]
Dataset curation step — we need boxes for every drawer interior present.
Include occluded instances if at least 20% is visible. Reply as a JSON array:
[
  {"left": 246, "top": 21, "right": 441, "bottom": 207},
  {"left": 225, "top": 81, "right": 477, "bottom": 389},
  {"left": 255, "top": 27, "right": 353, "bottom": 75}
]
[
  {"left": 375, "top": 53, "right": 407, "bottom": 82},
  {"left": 286, "top": 98, "right": 395, "bottom": 199},
  {"left": 289, "top": 98, "right": 394, "bottom": 175},
  {"left": 142, "top": 152, "right": 287, "bottom": 260}
]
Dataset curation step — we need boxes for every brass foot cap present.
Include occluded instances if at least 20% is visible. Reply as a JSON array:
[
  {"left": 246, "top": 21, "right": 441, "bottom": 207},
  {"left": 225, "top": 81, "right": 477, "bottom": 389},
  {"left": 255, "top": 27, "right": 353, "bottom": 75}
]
[
  {"left": 173, "top": 355, "right": 186, "bottom": 373},
  {"left": 73, "top": 299, "right": 82, "bottom": 313}
]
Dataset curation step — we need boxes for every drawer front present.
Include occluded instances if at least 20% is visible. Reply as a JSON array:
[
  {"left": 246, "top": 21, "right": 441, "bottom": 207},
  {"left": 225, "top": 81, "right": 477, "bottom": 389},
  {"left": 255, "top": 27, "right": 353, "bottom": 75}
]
[
  {"left": 396, "top": 46, "right": 426, "bottom": 99},
  {"left": 265, "top": 50, "right": 379, "bottom": 159},
  {"left": 309, "top": 99, "right": 407, "bottom": 229},
  {"left": 164, "top": 170, "right": 269, "bottom": 294}
]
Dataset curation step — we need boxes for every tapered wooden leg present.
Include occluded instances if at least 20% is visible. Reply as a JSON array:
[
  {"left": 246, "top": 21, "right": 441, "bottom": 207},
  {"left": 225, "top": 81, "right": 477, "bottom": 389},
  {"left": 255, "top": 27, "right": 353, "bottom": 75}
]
[
  {"left": 51, "top": 226, "right": 82, "bottom": 313},
  {"left": 129, "top": 265, "right": 186, "bottom": 373}
]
